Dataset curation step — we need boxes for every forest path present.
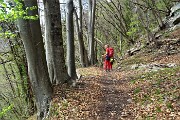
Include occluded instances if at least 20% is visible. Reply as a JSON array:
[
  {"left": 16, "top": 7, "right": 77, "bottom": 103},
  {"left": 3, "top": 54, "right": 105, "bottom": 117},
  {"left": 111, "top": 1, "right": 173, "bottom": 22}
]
[
  {"left": 91, "top": 71, "right": 130, "bottom": 120},
  {"left": 51, "top": 52, "right": 180, "bottom": 120},
  {"left": 52, "top": 67, "right": 135, "bottom": 120}
]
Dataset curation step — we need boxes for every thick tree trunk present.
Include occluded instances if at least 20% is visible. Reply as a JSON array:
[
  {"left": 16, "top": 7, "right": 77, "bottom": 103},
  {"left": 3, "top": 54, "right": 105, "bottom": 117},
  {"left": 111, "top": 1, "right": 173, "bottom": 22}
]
[
  {"left": 66, "top": 0, "right": 77, "bottom": 80},
  {"left": 18, "top": 0, "right": 52, "bottom": 119},
  {"left": 43, "top": 0, "right": 70, "bottom": 84},
  {"left": 88, "top": 0, "right": 96, "bottom": 65}
]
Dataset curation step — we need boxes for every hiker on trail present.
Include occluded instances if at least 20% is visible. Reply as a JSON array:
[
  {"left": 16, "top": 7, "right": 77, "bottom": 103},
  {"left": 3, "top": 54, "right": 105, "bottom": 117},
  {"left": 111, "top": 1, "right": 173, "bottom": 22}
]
[{"left": 103, "top": 44, "right": 114, "bottom": 72}]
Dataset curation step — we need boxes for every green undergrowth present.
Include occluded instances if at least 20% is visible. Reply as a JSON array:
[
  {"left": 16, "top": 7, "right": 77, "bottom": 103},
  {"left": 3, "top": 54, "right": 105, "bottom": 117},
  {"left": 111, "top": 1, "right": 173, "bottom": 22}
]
[
  {"left": 130, "top": 67, "right": 180, "bottom": 119},
  {"left": 120, "top": 52, "right": 155, "bottom": 70}
]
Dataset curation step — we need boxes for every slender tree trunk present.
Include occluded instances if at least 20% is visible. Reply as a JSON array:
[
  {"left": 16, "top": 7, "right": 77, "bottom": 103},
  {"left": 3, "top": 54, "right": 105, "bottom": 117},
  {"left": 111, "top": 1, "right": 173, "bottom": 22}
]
[
  {"left": 120, "top": 33, "right": 123, "bottom": 55},
  {"left": 135, "top": 0, "right": 155, "bottom": 44},
  {"left": 79, "top": 0, "right": 89, "bottom": 67},
  {"left": 66, "top": 0, "right": 77, "bottom": 80},
  {"left": 18, "top": 0, "right": 52, "bottom": 119},
  {"left": 94, "top": 38, "right": 98, "bottom": 63},
  {"left": 74, "top": 10, "right": 85, "bottom": 66},
  {"left": 74, "top": 0, "right": 89, "bottom": 67},
  {"left": 0, "top": 57, "right": 16, "bottom": 95},
  {"left": 88, "top": 0, "right": 96, "bottom": 65},
  {"left": 151, "top": 0, "right": 164, "bottom": 29},
  {"left": 43, "top": 0, "right": 70, "bottom": 84}
]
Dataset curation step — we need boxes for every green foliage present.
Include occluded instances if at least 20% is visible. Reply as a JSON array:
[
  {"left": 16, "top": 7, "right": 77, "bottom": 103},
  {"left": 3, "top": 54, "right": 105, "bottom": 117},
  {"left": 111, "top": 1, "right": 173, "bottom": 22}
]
[
  {"left": 127, "top": 14, "right": 140, "bottom": 37},
  {"left": 131, "top": 67, "right": 180, "bottom": 118},
  {"left": 0, "top": 0, "right": 38, "bottom": 39},
  {"left": 0, "top": 30, "right": 17, "bottom": 38},
  {"left": 0, "top": 0, "right": 23, "bottom": 22},
  {"left": 0, "top": 0, "right": 39, "bottom": 22},
  {"left": 121, "top": 54, "right": 150, "bottom": 66},
  {"left": 0, "top": 0, "right": 35, "bottom": 117},
  {"left": 134, "top": 87, "right": 141, "bottom": 94},
  {"left": 0, "top": 50, "right": 31, "bottom": 119},
  {"left": 0, "top": 104, "right": 14, "bottom": 118}
]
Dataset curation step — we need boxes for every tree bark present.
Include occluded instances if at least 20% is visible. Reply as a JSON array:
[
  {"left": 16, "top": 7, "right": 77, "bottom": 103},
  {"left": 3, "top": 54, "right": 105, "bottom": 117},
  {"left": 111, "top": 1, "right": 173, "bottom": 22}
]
[
  {"left": 135, "top": 0, "right": 155, "bottom": 43},
  {"left": 18, "top": 0, "right": 52, "bottom": 119},
  {"left": 74, "top": 0, "right": 89, "bottom": 67},
  {"left": 66, "top": 0, "right": 77, "bottom": 80},
  {"left": 88, "top": 0, "right": 96, "bottom": 65},
  {"left": 150, "top": 0, "right": 164, "bottom": 29},
  {"left": 43, "top": 0, "right": 70, "bottom": 84}
]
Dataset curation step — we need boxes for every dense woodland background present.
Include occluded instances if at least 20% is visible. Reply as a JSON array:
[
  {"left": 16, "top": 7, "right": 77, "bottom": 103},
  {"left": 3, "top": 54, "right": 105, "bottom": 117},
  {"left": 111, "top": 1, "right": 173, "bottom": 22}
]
[{"left": 0, "top": 0, "right": 179, "bottom": 120}]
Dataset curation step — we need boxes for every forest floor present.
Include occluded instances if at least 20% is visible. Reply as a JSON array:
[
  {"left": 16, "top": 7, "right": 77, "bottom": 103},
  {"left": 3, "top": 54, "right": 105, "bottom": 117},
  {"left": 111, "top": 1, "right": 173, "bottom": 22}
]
[{"left": 50, "top": 51, "right": 180, "bottom": 120}]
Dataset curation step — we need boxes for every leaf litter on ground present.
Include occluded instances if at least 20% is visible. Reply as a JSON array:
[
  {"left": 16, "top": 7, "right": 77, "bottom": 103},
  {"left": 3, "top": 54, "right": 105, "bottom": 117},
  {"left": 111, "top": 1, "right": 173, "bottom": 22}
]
[{"left": 49, "top": 53, "right": 180, "bottom": 120}]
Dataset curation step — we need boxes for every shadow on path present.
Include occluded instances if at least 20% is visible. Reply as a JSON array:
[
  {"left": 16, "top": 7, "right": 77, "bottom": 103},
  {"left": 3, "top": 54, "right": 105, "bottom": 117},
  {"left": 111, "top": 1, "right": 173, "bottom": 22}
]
[
  {"left": 95, "top": 72, "right": 130, "bottom": 120},
  {"left": 75, "top": 71, "right": 131, "bottom": 120}
]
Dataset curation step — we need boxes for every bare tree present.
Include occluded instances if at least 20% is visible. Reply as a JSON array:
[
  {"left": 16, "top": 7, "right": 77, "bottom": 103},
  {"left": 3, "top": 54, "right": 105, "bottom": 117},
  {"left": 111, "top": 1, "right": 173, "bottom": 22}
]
[
  {"left": 88, "top": 0, "right": 96, "bottom": 65},
  {"left": 66, "top": 0, "right": 77, "bottom": 80},
  {"left": 142, "top": 0, "right": 165, "bottom": 29},
  {"left": 97, "top": 0, "right": 134, "bottom": 44},
  {"left": 17, "top": 0, "right": 52, "bottom": 119},
  {"left": 43, "top": 0, "right": 70, "bottom": 84},
  {"left": 74, "top": 0, "right": 89, "bottom": 67}
]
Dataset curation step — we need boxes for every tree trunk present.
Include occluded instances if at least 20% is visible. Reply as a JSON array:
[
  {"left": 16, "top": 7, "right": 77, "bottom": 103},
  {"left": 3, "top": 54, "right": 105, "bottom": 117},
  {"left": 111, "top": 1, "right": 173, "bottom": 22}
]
[
  {"left": 66, "top": 0, "right": 77, "bottom": 80},
  {"left": 88, "top": 0, "right": 96, "bottom": 65},
  {"left": 43, "top": 0, "right": 70, "bottom": 84},
  {"left": 18, "top": 0, "right": 52, "bottom": 119},
  {"left": 135, "top": 0, "right": 155, "bottom": 44},
  {"left": 151, "top": 0, "right": 164, "bottom": 29},
  {"left": 74, "top": 0, "right": 89, "bottom": 67}
]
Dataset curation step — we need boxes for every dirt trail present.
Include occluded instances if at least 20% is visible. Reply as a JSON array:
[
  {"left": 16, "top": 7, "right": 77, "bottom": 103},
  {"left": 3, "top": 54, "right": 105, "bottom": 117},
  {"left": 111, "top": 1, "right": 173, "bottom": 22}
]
[
  {"left": 89, "top": 71, "right": 130, "bottom": 120},
  {"left": 52, "top": 68, "right": 134, "bottom": 120},
  {"left": 51, "top": 52, "right": 180, "bottom": 119}
]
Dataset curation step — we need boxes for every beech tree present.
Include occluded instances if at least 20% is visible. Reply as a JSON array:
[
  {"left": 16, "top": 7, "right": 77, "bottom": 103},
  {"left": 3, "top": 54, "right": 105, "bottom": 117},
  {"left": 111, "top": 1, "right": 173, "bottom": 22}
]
[
  {"left": 74, "top": 0, "right": 89, "bottom": 67},
  {"left": 17, "top": 0, "right": 52, "bottom": 119},
  {"left": 88, "top": 0, "right": 96, "bottom": 65},
  {"left": 66, "top": 0, "right": 77, "bottom": 80},
  {"left": 43, "top": 0, "right": 70, "bottom": 84}
]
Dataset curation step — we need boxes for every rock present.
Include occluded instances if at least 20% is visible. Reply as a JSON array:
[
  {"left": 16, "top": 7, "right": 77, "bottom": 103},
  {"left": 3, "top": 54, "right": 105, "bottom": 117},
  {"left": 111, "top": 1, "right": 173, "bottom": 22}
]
[
  {"left": 130, "top": 63, "right": 177, "bottom": 71},
  {"left": 167, "top": 63, "right": 177, "bottom": 68},
  {"left": 138, "top": 64, "right": 147, "bottom": 69},
  {"left": 170, "top": 3, "right": 180, "bottom": 17},
  {"left": 127, "top": 99, "right": 132, "bottom": 103},
  {"left": 117, "top": 66, "right": 121, "bottom": 70},
  {"left": 166, "top": 3, "right": 180, "bottom": 27},
  {"left": 173, "top": 17, "right": 180, "bottom": 25},
  {"left": 141, "top": 75, "right": 145, "bottom": 78},
  {"left": 170, "top": 23, "right": 180, "bottom": 31},
  {"left": 155, "top": 33, "right": 163, "bottom": 39},
  {"left": 151, "top": 66, "right": 161, "bottom": 71},
  {"left": 127, "top": 48, "right": 141, "bottom": 56},
  {"left": 131, "top": 64, "right": 139, "bottom": 69}
]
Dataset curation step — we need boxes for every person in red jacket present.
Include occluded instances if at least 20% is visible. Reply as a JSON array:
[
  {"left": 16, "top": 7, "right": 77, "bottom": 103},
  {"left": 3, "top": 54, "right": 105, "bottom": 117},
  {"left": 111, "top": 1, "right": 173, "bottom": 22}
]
[
  {"left": 103, "top": 44, "right": 111, "bottom": 72},
  {"left": 108, "top": 47, "right": 114, "bottom": 70}
]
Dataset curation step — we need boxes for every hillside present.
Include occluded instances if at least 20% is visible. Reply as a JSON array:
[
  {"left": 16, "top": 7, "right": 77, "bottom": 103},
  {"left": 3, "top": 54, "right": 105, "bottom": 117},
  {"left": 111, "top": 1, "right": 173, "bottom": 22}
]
[
  {"left": 1, "top": 1, "right": 180, "bottom": 119},
  {"left": 39, "top": 29, "right": 180, "bottom": 120}
]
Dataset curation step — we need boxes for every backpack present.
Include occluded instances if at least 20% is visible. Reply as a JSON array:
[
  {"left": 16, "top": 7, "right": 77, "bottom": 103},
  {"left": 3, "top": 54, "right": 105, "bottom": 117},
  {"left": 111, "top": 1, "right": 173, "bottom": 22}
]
[{"left": 108, "top": 47, "right": 114, "bottom": 57}]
